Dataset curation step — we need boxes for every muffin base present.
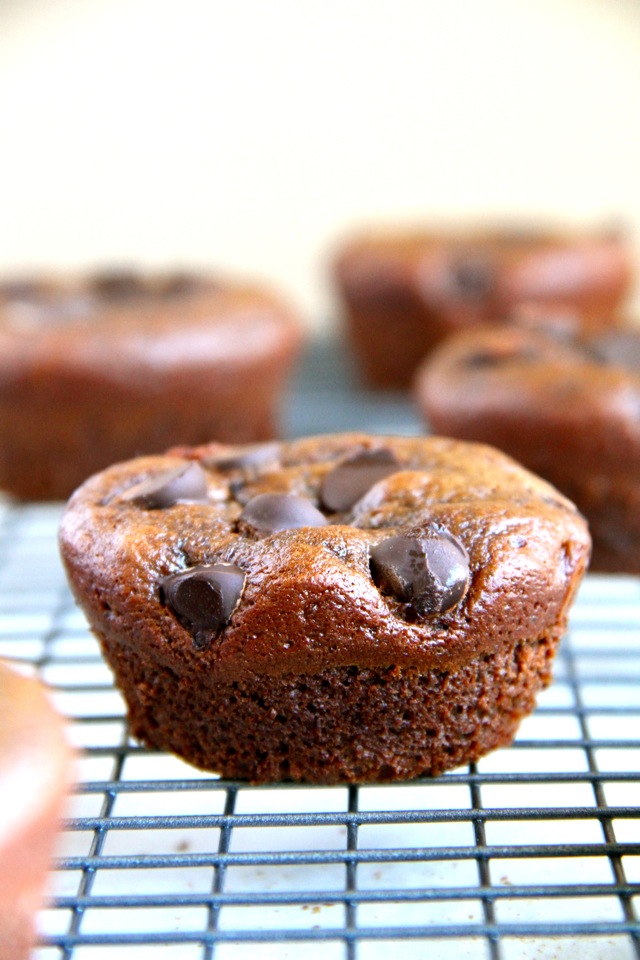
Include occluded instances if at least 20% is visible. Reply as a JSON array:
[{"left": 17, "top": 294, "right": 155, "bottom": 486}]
[{"left": 100, "top": 628, "right": 558, "bottom": 783}]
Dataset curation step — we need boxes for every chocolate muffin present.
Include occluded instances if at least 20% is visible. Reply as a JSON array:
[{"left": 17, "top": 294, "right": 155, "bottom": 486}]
[
  {"left": 415, "top": 324, "right": 640, "bottom": 573},
  {"left": 0, "top": 661, "right": 73, "bottom": 960},
  {"left": 59, "top": 433, "right": 590, "bottom": 784},
  {"left": 333, "top": 227, "right": 631, "bottom": 387},
  {"left": 0, "top": 270, "right": 303, "bottom": 501}
]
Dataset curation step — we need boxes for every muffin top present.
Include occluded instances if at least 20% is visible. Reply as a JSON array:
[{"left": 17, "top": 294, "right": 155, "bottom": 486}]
[
  {"left": 415, "top": 325, "right": 640, "bottom": 473},
  {"left": 59, "top": 433, "right": 591, "bottom": 681},
  {"left": 334, "top": 227, "right": 631, "bottom": 312},
  {"left": 0, "top": 270, "right": 301, "bottom": 377}
]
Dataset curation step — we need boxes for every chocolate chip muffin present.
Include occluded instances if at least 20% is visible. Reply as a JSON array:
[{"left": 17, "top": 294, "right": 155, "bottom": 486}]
[
  {"left": 333, "top": 227, "right": 631, "bottom": 387},
  {"left": 59, "top": 433, "right": 590, "bottom": 783},
  {"left": 0, "top": 270, "right": 303, "bottom": 501},
  {"left": 415, "top": 324, "right": 640, "bottom": 573}
]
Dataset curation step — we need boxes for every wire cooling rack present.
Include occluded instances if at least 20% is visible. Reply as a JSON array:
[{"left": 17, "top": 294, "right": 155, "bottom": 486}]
[{"left": 1, "top": 338, "right": 639, "bottom": 960}]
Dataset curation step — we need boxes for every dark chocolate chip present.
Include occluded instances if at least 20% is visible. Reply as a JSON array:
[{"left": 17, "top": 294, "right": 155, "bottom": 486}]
[
  {"left": 450, "top": 256, "right": 495, "bottom": 301},
  {"left": 320, "top": 448, "right": 401, "bottom": 512},
  {"left": 159, "top": 273, "right": 208, "bottom": 298},
  {"left": 238, "top": 493, "right": 328, "bottom": 538},
  {"left": 125, "top": 462, "right": 208, "bottom": 509},
  {"left": 204, "top": 442, "right": 282, "bottom": 473},
  {"left": 89, "top": 270, "right": 145, "bottom": 300},
  {"left": 464, "top": 346, "right": 542, "bottom": 368},
  {"left": 229, "top": 480, "right": 255, "bottom": 507},
  {"left": 587, "top": 331, "right": 640, "bottom": 372},
  {"left": 464, "top": 351, "right": 507, "bottom": 368},
  {"left": 369, "top": 527, "right": 469, "bottom": 616},
  {"left": 160, "top": 562, "right": 245, "bottom": 647}
]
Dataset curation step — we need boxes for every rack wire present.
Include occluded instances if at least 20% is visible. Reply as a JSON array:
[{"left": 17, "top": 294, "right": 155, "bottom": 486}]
[{"left": 1, "top": 338, "right": 639, "bottom": 959}]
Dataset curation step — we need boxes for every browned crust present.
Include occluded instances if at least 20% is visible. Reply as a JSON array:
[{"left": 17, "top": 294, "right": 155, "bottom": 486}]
[
  {"left": 59, "top": 433, "right": 590, "bottom": 678},
  {"left": 100, "top": 627, "right": 559, "bottom": 784}
]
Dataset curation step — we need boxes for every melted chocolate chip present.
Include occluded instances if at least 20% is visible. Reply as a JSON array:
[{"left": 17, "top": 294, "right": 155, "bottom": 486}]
[
  {"left": 125, "top": 462, "right": 208, "bottom": 509},
  {"left": 320, "top": 448, "right": 401, "bottom": 512},
  {"left": 159, "top": 273, "right": 206, "bottom": 298},
  {"left": 204, "top": 442, "right": 282, "bottom": 473},
  {"left": 89, "top": 270, "right": 144, "bottom": 300},
  {"left": 369, "top": 527, "right": 469, "bottom": 616},
  {"left": 160, "top": 562, "right": 245, "bottom": 648},
  {"left": 450, "top": 256, "right": 495, "bottom": 301},
  {"left": 464, "top": 351, "right": 507, "bottom": 368},
  {"left": 587, "top": 331, "right": 640, "bottom": 372},
  {"left": 464, "top": 345, "right": 542, "bottom": 368},
  {"left": 238, "top": 493, "right": 328, "bottom": 538}
]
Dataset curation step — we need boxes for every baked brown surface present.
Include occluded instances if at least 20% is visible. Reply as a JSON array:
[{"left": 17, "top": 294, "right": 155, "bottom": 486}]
[
  {"left": 0, "top": 661, "right": 72, "bottom": 960},
  {"left": 59, "top": 433, "right": 590, "bottom": 783},
  {"left": 0, "top": 271, "right": 303, "bottom": 501},
  {"left": 333, "top": 227, "right": 631, "bottom": 387},
  {"left": 415, "top": 324, "right": 640, "bottom": 573}
]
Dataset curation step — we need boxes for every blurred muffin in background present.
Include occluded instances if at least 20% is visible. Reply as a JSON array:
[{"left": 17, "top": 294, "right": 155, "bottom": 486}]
[
  {"left": 0, "top": 269, "right": 304, "bottom": 501},
  {"left": 0, "top": 660, "right": 73, "bottom": 960},
  {"left": 332, "top": 225, "right": 632, "bottom": 387},
  {"left": 414, "top": 322, "right": 640, "bottom": 573}
]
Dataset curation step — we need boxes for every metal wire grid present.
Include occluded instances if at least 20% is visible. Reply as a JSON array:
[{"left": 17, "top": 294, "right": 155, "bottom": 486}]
[
  {"left": 0, "top": 500, "right": 638, "bottom": 960},
  {"left": 0, "top": 339, "right": 638, "bottom": 959}
]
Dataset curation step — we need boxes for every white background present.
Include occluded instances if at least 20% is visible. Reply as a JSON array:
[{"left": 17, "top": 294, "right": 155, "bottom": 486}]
[{"left": 1, "top": 0, "right": 639, "bottom": 330}]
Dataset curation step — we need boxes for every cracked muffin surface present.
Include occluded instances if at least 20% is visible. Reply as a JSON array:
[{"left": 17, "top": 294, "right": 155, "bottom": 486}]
[{"left": 59, "top": 432, "right": 590, "bottom": 783}]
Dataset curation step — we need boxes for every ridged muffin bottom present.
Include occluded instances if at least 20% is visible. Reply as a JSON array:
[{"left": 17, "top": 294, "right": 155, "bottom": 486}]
[{"left": 100, "top": 629, "right": 558, "bottom": 784}]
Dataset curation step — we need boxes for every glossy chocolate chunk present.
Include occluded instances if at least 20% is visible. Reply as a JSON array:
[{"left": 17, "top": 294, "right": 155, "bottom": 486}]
[
  {"left": 320, "top": 448, "right": 401, "bottom": 512},
  {"left": 588, "top": 330, "right": 640, "bottom": 372},
  {"left": 160, "top": 562, "right": 246, "bottom": 648},
  {"left": 370, "top": 527, "right": 469, "bottom": 616},
  {"left": 449, "top": 256, "right": 495, "bottom": 301},
  {"left": 159, "top": 273, "right": 207, "bottom": 298},
  {"left": 464, "top": 345, "right": 542, "bottom": 369},
  {"left": 464, "top": 350, "right": 507, "bottom": 369},
  {"left": 204, "top": 442, "right": 282, "bottom": 473},
  {"left": 238, "top": 493, "right": 328, "bottom": 539},
  {"left": 125, "top": 462, "right": 208, "bottom": 509},
  {"left": 89, "top": 269, "right": 145, "bottom": 300}
]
